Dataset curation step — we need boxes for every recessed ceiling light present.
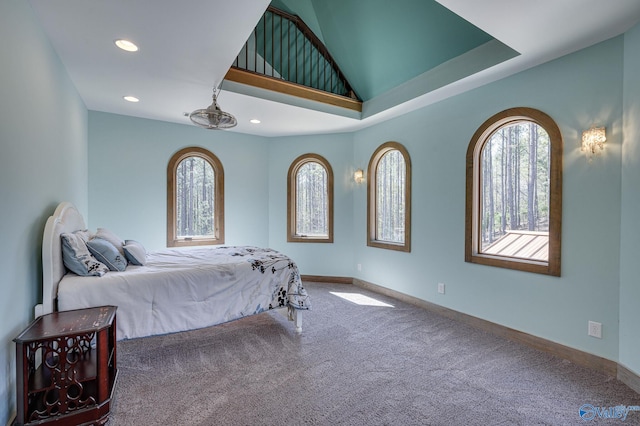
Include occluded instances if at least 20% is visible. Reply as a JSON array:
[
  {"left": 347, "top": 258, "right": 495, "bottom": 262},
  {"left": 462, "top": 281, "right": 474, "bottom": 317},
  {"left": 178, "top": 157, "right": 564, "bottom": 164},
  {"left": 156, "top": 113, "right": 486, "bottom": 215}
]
[
  {"left": 123, "top": 95, "right": 139, "bottom": 103},
  {"left": 250, "top": 119, "right": 261, "bottom": 124},
  {"left": 115, "top": 39, "right": 138, "bottom": 52}
]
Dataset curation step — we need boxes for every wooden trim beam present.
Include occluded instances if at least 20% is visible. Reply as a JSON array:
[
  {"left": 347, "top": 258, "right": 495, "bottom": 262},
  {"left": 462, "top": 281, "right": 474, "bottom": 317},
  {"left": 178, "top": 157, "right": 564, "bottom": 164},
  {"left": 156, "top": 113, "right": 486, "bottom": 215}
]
[
  {"left": 618, "top": 364, "right": 640, "bottom": 394},
  {"left": 266, "top": 6, "right": 359, "bottom": 100},
  {"left": 225, "top": 67, "right": 362, "bottom": 112},
  {"left": 301, "top": 275, "right": 352, "bottom": 285}
]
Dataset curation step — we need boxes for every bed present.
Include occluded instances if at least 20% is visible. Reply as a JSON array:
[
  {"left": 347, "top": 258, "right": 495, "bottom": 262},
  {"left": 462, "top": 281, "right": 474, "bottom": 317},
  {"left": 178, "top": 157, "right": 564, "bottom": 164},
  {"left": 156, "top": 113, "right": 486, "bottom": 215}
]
[{"left": 36, "top": 202, "right": 310, "bottom": 340}]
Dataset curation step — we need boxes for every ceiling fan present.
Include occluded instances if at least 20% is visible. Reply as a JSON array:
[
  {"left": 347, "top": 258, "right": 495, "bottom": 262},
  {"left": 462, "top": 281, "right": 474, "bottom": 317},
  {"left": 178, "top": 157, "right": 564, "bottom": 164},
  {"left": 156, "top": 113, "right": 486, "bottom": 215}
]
[{"left": 189, "top": 85, "right": 237, "bottom": 130}]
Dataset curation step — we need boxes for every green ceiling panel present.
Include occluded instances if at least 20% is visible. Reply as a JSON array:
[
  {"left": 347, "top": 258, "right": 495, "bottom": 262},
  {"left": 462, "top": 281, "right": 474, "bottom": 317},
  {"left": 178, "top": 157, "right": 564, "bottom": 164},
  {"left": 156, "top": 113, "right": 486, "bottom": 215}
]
[{"left": 274, "top": 0, "right": 495, "bottom": 101}]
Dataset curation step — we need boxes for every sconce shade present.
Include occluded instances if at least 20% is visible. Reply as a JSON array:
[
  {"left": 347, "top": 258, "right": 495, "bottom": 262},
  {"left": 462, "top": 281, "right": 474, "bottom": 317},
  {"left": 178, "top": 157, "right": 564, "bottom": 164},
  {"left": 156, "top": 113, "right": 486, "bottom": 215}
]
[
  {"left": 581, "top": 126, "right": 606, "bottom": 159},
  {"left": 354, "top": 169, "right": 364, "bottom": 184}
]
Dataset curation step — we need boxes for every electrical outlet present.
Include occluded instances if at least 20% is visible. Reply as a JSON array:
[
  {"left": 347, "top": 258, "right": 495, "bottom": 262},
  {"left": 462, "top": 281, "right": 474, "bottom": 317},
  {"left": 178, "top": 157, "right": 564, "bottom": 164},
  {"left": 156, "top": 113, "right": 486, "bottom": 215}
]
[
  {"left": 437, "top": 283, "right": 445, "bottom": 294},
  {"left": 588, "top": 321, "right": 602, "bottom": 339},
  {"left": 357, "top": 263, "right": 362, "bottom": 272}
]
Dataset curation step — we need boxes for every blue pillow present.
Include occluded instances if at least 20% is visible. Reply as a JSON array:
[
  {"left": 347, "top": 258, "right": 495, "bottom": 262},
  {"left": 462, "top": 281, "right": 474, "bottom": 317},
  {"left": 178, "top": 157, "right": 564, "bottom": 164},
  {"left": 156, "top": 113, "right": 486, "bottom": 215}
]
[
  {"left": 61, "top": 232, "right": 109, "bottom": 276},
  {"left": 86, "top": 238, "right": 127, "bottom": 271},
  {"left": 95, "top": 228, "right": 125, "bottom": 256},
  {"left": 123, "top": 240, "right": 146, "bottom": 266}
]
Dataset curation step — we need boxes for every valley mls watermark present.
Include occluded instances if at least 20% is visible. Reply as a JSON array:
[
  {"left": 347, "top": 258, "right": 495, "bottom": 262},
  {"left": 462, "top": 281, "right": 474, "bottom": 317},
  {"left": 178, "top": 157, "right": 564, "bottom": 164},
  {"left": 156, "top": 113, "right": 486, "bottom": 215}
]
[{"left": 579, "top": 404, "right": 640, "bottom": 421}]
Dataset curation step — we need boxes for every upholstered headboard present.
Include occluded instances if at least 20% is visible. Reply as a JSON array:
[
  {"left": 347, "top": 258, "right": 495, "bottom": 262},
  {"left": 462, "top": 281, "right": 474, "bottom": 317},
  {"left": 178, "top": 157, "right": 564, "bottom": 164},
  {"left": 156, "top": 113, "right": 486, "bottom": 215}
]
[{"left": 36, "top": 202, "right": 86, "bottom": 317}]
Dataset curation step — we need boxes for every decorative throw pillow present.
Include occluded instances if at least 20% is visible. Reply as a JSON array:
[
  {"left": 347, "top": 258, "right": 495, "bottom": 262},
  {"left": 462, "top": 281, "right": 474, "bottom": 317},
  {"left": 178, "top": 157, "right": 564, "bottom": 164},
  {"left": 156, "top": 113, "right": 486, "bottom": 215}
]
[
  {"left": 61, "top": 232, "right": 109, "bottom": 276},
  {"left": 95, "top": 228, "right": 125, "bottom": 257},
  {"left": 74, "top": 229, "right": 94, "bottom": 243},
  {"left": 123, "top": 240, "right": 146, "bottom": 266},
  {"left": 86, "top": 238, "right": 127, "bottom": 272}
]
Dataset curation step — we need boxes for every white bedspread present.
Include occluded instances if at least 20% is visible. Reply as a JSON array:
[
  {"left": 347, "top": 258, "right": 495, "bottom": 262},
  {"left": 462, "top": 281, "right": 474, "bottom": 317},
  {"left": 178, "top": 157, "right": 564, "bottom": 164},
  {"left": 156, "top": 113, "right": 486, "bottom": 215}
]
[{"left": 57, "top": 246, "right": 310, "bottom": 340}]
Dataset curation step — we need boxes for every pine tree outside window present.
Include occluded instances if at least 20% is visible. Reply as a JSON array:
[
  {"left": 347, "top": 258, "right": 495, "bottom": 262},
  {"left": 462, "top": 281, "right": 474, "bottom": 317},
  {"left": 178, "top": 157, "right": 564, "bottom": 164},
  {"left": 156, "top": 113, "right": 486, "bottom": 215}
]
[
  {"left": 367, "top": 142, "right": 411, "bottom": 252},
  {"left": 465, "top": 108, "right": 562, "bottom": 276},
  {"left": 167, "top": 147, "right": 224, "bottom": 247},
  {"left": 287, "top": 154, "right": 333, "bottom": 243}
]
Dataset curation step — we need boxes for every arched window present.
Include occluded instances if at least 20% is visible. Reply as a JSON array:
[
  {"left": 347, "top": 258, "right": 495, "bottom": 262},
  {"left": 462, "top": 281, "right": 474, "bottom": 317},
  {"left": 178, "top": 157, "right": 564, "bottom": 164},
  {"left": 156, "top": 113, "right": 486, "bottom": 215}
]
[
  {"left": 367, "top": 142, "right": 411, "bottom": 252},
  {"left": 465, "top": 107, "right": 563, "bottom": 276},
  {"left": 287, "top": 154, "right": 333, "bottom": 243},
  {"left": 167, "top": 147, "right": 224, "bottom": 247}
]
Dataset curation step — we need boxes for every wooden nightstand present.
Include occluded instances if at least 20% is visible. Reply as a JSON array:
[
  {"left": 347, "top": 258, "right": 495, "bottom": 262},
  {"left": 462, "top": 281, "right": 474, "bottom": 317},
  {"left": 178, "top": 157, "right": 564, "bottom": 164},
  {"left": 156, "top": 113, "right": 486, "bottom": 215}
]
[{"left": 13, "top": 306, "right": 118, "bottom": 426}]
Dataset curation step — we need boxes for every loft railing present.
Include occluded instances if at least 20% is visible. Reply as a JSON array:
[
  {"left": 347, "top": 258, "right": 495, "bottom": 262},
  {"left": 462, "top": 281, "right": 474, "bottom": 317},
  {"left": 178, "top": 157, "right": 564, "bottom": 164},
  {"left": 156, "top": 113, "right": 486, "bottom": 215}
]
[{"left": 229, "top": 6, "right": 361, "bottom": 110}]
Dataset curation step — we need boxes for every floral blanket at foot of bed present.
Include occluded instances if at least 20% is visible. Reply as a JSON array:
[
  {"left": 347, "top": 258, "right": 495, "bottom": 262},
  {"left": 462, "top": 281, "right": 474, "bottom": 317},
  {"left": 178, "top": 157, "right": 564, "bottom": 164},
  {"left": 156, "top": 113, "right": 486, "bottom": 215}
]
[{"left": 232, "top": 246, "right": 311, "bottom": 312}]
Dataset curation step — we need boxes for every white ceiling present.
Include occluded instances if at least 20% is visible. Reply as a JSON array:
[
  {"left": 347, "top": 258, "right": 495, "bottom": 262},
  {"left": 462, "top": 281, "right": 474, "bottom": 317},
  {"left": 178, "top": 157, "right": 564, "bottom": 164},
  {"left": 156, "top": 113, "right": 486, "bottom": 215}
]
[{"left": 28, "top": 0, "right": 640, "bottom": 137}]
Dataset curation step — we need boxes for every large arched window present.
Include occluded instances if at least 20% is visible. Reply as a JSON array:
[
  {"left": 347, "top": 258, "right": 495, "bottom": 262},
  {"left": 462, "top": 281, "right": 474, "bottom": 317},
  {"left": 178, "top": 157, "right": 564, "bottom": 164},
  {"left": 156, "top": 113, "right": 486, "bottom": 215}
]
[
  {"left": 367, "top": 142, "right": 411, "bottom": 252},
  {"left": 167, "top": 147, "right": 224, "bottom": 247},
  {"left": 287, "top": 153, "right": 333, "bottom": 243},
  {"left": 465, "top": 107, "right": 562, "bottom": 276}
]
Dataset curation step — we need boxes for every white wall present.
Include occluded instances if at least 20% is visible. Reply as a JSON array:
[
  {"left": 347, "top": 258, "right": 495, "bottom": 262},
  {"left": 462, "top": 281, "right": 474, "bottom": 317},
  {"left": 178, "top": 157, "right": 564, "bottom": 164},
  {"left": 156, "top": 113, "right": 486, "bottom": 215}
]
[
  {"left": 0, "top": 1, "right": 88, "bottom": 422},
  {"left": 620, "top": 22, "right": 640, "bottom": 377},
  {"left": 88, "top": 112, "right": 270, "bottom": 251},
  {"left": 353, "top": 36, "right": 624, "bottom": 361}
]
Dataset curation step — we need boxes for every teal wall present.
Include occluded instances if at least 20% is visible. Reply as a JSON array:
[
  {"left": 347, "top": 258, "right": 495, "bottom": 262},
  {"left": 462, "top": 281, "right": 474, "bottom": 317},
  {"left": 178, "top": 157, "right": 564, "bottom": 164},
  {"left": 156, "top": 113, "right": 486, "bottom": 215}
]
[
  {"left": 620, "top": 22, "right": 640, "bottom": 377},
  {"left": 0, "top": 1, "right": 88, "bottom": 422},
  {"left": 88, "top": 112, "right": 270, "bottom": 251},
  {"left": 267, "top": 133, "right": 355, "bottom": 276},
  {"left": 353, "top": 36, "right": 624, "bottom": 361},
  {"left": 2, "top": 7, "right": 639, "bottom": 424},
  {"left": 88, "top": 114, "right": 358, "bottom": 277}
]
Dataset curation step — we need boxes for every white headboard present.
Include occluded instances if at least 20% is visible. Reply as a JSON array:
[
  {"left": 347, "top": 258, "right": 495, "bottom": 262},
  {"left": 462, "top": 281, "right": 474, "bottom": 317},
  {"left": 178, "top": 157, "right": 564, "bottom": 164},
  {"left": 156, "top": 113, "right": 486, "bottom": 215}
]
[{"left": 37, "top": 202, "right": 86, "bottom": 317}]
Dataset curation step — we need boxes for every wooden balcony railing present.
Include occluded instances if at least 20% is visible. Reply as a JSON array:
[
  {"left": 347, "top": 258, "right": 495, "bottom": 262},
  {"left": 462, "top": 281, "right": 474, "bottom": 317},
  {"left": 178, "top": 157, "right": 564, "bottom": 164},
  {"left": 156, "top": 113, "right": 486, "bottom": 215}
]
[{"left": 226, "top": 6, "right": 362, "bottom": 112}]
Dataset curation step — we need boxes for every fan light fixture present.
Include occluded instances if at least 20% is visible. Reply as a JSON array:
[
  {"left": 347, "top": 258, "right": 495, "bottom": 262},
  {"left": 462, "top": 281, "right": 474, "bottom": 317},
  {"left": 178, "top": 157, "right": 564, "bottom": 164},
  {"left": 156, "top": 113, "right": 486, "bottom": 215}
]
[{"left": 189, "top": 86, "right": 237, "bottom": 130}]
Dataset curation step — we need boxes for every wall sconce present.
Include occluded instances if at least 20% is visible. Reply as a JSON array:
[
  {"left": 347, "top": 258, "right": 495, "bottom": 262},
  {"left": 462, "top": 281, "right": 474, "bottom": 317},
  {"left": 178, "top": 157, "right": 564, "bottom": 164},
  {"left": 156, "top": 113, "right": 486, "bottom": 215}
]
[
  {"left": 581, "top": 126, "right": 606, "bottom": 161},
  {"left": 354, "top": 169, "right": 365, "bottom": 184}
]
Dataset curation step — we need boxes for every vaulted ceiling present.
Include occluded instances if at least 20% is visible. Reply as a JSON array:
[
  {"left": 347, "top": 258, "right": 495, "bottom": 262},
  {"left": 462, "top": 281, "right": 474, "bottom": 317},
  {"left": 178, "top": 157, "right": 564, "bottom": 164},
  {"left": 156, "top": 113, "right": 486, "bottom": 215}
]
[
  {"left": 271, "top": 0, "right": 497, "bottom": 101},
  {"left": 27, "top": 0, "right": 640, "bottom": 137}
]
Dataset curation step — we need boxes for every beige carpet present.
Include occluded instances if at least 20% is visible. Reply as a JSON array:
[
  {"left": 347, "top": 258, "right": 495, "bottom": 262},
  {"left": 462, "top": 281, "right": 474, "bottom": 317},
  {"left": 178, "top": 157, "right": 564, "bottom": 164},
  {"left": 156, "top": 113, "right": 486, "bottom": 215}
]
[{"left": 108, "top": 282, "right": 640, "bottom": 425}]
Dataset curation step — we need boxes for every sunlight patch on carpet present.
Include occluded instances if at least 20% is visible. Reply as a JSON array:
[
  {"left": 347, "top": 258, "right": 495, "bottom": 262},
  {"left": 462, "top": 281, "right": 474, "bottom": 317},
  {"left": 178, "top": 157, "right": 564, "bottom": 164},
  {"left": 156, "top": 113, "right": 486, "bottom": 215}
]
[{"left": 330, "top": 292, "right": 394, "bottom": 307}]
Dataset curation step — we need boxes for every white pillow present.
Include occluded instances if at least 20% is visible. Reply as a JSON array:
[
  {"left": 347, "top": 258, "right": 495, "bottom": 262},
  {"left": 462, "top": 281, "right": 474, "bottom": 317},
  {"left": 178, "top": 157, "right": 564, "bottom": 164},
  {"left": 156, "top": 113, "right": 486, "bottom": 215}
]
[
  {"left": 95, "top": 228, "right": 125, "bottom": 257},
  {"left": 74, "top": 229, "right": 94, "bottom": 242},
  {"left": 61, "top": 232, "right": 109, "bottom": 276},
  {"left": 123, "top": 240, "right": 146, "bottom": 266}
]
